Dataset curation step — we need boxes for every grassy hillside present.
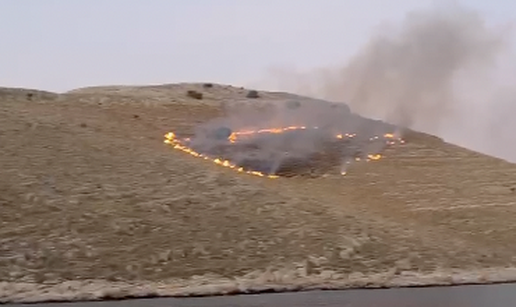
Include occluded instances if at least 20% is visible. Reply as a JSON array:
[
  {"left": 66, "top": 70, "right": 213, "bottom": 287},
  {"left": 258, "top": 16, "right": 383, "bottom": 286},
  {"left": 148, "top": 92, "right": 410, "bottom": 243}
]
[{"left": 2, "top": 83, "right": 516, "bottom": 303}]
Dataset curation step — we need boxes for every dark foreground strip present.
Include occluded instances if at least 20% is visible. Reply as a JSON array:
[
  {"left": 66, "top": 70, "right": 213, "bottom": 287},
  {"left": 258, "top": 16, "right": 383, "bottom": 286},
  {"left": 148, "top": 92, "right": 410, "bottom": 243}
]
[{"left": 5, "top": 283, "right": 516, "bottom": 307}]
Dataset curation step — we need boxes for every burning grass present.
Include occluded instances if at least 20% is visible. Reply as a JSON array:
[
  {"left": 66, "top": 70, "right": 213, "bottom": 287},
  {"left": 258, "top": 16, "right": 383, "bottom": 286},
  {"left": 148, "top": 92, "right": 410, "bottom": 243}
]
[{"left": 164, "top": 126, "right": 405, "bottom": 178}]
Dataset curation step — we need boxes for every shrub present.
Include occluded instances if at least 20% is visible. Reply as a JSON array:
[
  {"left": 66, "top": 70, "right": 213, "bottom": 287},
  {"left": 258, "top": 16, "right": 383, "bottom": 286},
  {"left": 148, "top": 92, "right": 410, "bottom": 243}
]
[
  {"left": 246, "top": 90, "right": 260, "bottom": 99},
  {"left": 186, "top": 90, "right": 203, "bottom": 100},
  {"left": 287, "top": 100, "right": 301, "bottom": 109}
]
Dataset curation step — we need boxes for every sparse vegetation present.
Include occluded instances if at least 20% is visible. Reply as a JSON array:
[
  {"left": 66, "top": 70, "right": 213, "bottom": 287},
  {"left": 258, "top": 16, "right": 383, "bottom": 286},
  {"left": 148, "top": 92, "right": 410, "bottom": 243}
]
[
  {"left": 202, "top": 83, "right": 213, "bottom": 88},
  {"left": 246, "top": 90, "right": 260, "bottom": 99},
  {"left": 186, "top": 90, "right": 203, "bottom": 100},
  {"left": 287, "top": 100, "right": 301, "bottom": 109}
]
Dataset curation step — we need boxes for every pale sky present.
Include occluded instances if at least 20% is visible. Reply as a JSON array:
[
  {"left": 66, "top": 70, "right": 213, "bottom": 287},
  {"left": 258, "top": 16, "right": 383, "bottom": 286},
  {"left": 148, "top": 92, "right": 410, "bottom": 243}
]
[{"left": 2, "top": 0, "right": 515, "bottom": 93}]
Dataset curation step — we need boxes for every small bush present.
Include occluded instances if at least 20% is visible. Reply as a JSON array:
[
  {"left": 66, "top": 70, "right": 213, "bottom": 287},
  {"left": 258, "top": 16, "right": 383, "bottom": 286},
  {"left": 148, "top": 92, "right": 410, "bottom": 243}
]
[
  {"left": 186, "top": 90, "right": 203, "bottom": 100},
  {"left": 287, "top": 100, "right": 301, "bottom": 109},
  {"left": 202, "top": 83, "right": 213, "bottom": 88},
  {"left": 246, "top": 90, "right": 260, "bottom": 99}
]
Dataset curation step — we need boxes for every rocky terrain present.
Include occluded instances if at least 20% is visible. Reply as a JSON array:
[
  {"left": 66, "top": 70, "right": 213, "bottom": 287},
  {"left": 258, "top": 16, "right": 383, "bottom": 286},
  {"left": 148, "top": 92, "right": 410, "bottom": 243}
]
[{"left": 2, "top": 83, "right": 516, "bottom": 303}]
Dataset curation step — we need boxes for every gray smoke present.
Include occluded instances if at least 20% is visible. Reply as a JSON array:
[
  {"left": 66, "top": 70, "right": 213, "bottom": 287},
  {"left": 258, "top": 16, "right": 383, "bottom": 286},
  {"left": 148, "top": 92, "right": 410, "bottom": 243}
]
[
  {"left": 188, "top": 99, "right": 399, "bottom": 176},
  {"left": 259, "top": 5, "right": 516, "bottom": 162}
]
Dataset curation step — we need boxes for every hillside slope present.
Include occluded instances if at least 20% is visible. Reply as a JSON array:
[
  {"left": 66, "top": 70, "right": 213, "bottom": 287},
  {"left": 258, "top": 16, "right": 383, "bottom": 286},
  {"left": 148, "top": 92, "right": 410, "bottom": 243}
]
[{"left": 2, "top": 83, "right": 516, "bottom": 303}]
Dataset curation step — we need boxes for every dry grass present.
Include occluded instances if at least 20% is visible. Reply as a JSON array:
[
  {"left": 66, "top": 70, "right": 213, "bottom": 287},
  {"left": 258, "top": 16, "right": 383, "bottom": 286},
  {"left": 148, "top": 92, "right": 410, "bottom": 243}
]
[{"left": 1, "top": 83, "right": 516, "bottom": 303}]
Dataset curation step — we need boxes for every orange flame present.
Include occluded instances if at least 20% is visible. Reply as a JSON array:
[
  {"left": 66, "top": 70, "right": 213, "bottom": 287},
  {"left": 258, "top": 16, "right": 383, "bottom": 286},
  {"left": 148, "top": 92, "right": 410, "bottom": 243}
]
[
  {"left": 384, "top": 133, "right": 395, "bottom": 138},
  {"left": 229, "top": 126, "right": 307, "bottom": 143},
  {"left": 367, "top": 154, "right": 382, "bottom": 161},
  {"left": 164, "top": 132, "right": 279, "bottom": 179}
]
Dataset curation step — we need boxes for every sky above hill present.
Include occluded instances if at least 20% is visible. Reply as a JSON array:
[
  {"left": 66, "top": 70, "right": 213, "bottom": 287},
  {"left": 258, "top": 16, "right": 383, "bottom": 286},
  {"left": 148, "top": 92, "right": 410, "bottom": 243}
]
[{"left": 1, "top": 0, "right": 514, "bottom": 92}]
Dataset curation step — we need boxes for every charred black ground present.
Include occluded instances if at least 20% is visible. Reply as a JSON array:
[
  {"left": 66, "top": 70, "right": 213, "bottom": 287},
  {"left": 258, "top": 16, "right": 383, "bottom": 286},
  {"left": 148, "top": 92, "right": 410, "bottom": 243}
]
[
  {"left": 184, "top": 128, "right": 397, "bottom": 177},
  {"left": 172, "top": 100, "right": 405, "bottom": 177}
]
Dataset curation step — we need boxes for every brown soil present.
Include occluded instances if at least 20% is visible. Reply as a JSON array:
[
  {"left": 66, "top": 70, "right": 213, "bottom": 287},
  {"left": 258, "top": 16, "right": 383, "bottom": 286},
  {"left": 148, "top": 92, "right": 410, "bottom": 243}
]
[{"left": 2, "top": 83, "right": 516, "bottom": 303}]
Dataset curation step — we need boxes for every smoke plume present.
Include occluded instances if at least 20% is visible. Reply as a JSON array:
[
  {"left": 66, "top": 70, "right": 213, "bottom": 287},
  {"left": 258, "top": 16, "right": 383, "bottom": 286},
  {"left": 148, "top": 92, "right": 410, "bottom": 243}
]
[{"left": 260, "top": 5, "right": 516, "bottom": 162}]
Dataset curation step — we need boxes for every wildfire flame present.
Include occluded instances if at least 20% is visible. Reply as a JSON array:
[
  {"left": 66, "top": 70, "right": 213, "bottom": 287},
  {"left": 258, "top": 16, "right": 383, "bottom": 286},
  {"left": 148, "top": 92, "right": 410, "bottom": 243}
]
[
  {"left": 228, "top": 126, "right": 307, "bottom": 143},
  {"left": 336, "top": 133, "right": 356, "bottom": 139},
  {"left": 164, "top": 127, "right": 404, "bottom": 179},
  {"left": 164, "top": 132, "right": 279, "bottom": 179}
]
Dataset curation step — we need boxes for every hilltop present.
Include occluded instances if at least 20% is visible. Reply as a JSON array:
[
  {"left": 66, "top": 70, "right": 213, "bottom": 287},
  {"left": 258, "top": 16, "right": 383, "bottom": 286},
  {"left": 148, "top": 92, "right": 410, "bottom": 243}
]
[{"left": 2, "top": 83, "right": 516, "bottom": 303}]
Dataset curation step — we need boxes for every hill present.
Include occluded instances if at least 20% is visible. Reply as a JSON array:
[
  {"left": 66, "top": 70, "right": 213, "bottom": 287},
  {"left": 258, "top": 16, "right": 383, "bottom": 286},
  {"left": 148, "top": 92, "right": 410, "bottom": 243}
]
[{"left": 2, "top": 83, "right": 516, "bottom": 303}]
